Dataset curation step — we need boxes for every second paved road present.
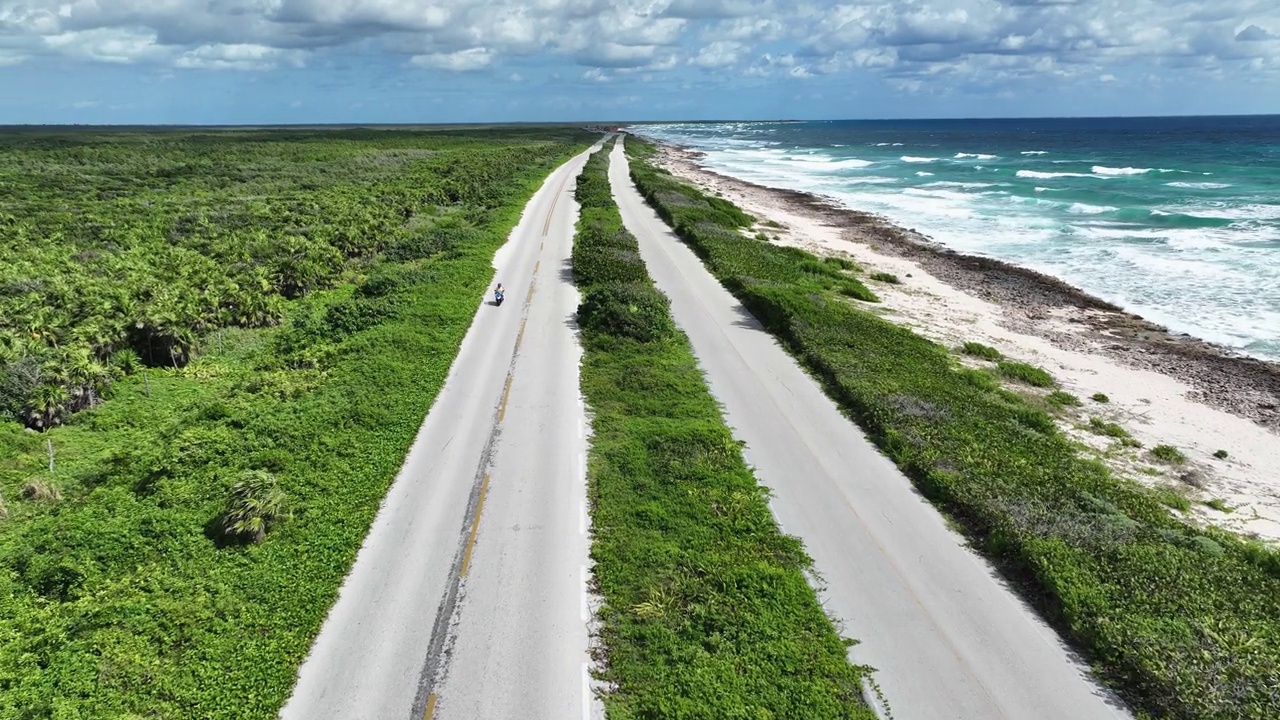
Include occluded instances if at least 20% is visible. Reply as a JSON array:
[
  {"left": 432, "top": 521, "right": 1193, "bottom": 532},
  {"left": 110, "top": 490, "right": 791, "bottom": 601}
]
[
  {"left": 280, "top": 139, "right": 607, "bottom": 720},
  {"left": 609, "top": 137, "right": 1132, "bottom": 720}
]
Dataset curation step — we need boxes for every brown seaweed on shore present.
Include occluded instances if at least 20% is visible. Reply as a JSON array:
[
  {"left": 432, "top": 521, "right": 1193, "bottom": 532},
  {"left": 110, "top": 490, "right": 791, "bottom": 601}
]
[{"left": 656, "top": 142, "right": 1280, "bottom": 431}]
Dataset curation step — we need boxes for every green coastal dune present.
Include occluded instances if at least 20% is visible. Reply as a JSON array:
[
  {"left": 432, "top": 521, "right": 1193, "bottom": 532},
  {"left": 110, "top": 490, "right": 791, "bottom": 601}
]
[{"left": 623, "top": 134, "right": 1280, "bottom": 720}]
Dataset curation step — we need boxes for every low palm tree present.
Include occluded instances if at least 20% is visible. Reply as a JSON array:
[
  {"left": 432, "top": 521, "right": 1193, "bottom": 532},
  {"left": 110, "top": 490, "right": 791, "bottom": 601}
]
[{"left": 26, "top": 383, "right": 69, "bottom": 430}]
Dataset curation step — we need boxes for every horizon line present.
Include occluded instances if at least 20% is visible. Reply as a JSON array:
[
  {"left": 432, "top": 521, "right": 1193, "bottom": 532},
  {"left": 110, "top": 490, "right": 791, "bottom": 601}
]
[{"left": 2, "top": 111, "right": 1279, "bottom": 130}]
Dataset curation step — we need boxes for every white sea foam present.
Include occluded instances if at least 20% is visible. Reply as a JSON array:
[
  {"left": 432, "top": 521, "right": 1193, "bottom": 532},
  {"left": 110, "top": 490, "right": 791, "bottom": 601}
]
[
  {"left": 1017, "top": 170, "right": 1098, "bottom": 179},
  {"left": 916, "top": 171, "right": 934, "bottom": 176},
  {"left": 924, "top": 181, "right": 1000, "bottom": 189},
  {"left": 776, "top": 155, "right": 875, "bottom": 169},
  {"left": 1166, "top": 181, "right": 1233, "bottom": 190},
  {"left": 1170, "top": 203, "right": 1280, "bottom": 221},
  {"left": 901, "top": 156, "right": 938, "bottom": 163},
  {"left": 955, "top": 153, "right": 999, "bottom": 160},
  {"left": 1092, "top": 166, "right": 1154, "bottom": 176},
  {"left": 770, "top": 158, "right": 875, "bottom": 172},
  {"left": 1021, "top": 150, "right": 1048, "bottom": 155},
  {"left": 1067, "top": 203, "right": 1118, "bottom": 215}
]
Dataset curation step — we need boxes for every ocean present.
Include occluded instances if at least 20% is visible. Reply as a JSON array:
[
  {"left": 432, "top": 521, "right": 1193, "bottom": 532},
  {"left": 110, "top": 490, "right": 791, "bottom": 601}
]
[{"left": 629, "top": 117, "right": 1280, "bottom": 362}]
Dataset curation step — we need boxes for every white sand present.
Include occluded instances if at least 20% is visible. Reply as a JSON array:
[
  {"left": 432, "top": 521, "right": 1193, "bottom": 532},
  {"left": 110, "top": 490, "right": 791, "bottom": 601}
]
[{"left": 654, "top": 149, "right": 1280, "bottom": 543}]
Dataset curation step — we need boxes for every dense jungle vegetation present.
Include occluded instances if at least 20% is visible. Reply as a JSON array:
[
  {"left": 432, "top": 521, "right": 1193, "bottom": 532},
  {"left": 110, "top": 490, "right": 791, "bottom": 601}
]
[
  {"left": 574, "top": 141, "right": 878, "bottom": 718},
  {"left": 0, "top": 126, "right": 593, "bottom": 717},
  {"left": 624, "top": 135, "right": 1280, "bottom": 720}
]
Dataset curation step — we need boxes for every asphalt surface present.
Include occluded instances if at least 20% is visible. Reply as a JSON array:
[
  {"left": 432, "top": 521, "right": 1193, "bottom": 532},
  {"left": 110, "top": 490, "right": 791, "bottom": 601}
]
[
  {"left": 279, "top": 138, "right": 606, "bottom": 720},
  {"left": 609, "top": 138, "right": 1133, "bottom": 720}
]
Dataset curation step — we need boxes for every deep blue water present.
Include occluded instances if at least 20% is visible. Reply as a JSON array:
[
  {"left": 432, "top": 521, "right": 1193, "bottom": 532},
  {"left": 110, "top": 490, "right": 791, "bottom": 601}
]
[{"left": 630, "top": 116, "right": 1280, "bottom": 361}]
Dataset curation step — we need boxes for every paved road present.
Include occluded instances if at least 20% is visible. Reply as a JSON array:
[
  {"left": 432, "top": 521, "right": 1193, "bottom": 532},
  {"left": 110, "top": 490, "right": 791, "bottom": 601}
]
[
  {"left": 280, "top": 138, "right": 607, "bottom": 720},
  {"left": 609, "top": 138, "right": 1132, "bottom": 720}
]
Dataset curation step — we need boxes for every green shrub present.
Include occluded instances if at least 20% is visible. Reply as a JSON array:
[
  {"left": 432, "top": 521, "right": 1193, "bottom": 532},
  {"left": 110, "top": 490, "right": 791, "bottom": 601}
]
[
  {"left": 1151, "top": 444, "right": 1187, "bottom": 464},
  {"left": 219, "top": 470, "right": 288, "bottom": 544},
  {"left": 325, "top": 297, "right": 395, "bottom": 337},
  {"left": 1011, "top": 404, "right": 1056, "bottom": 433},
  {"left": 578, "top": 284, "right": 676, "bottom": 344},
  {"left": 354, "top": 269, "right": 402, "bottom": 299},
  {"left": 574, "top": 151, "right": 615, "bottom": 210},
  {"left": 1046, "top": 390, "right": 1081, "bottom": 407},
  {"left": 571, "top": 226, "right": 649, "bottom": 287},
  {"left": 386, "top": 220, "right": 473, "bottom": 261},
  {"left": 838, "top": 281, "right": 879, "bottom": 302},
  {"left": 997, "top": 360, "right": 1056, "bottom": 388},
  {"left": 957, "top": 367, "right": 1001, "bottom": 392},
  {"left": 1206, "top": 498, "right": 1234, "bottom": 513},
  {"left": 870, "top": 271, "right": 900, "bottom": 284},
  {"left": 1152, "top": 487, "right": 1192, "bottom": 512},
  {"left": 1088, "top": 416, "right": 1131, "bottom": 439},
  {"left": 1213, "top": 449, "right": 1229, "bottom": 460},
  {"left": 1091, "top": 392, "right": 1110, "bottom": 403},
  {"left": 961, "top": 342, "right": 1002, "bottom": 361}
]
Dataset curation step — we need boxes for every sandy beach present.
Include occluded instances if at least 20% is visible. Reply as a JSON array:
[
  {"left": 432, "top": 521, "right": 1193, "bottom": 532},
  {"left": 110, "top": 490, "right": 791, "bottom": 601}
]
[{"left": 648, "top": 142, "right": 1280, "bottom": 543}]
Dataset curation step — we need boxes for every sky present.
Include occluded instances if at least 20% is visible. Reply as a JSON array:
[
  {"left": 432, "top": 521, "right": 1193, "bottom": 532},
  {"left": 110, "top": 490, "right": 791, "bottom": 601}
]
[{"left": 1, "top": 0, "right": 1279, "bottom": 124}]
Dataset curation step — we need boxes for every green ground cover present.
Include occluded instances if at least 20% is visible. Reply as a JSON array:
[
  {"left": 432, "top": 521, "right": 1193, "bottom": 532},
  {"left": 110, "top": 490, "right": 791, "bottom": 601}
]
[
  {"left": 0, "top": 126, "right": 593, "bottom": 718},
  {"left": 624, "top": 135, "right": 1280, "bottom": 720},
  {"left": 575, "top": 140, "right": 879, "bottom": 719}
]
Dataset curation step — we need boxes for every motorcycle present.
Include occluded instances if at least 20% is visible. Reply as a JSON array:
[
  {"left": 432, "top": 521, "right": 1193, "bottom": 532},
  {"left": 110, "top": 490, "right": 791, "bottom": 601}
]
[{"left": 494, "top": 289, "right": 505, "bottom": 306}]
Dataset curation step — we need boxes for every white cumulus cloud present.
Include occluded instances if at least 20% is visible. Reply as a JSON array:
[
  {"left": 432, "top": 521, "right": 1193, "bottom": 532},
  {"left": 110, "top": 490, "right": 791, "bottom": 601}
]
[
  {"left": 411, "top": 46, "right": 495, "bottom": 71},
  {"left": 0, "top": 0, "right": 1275, "bottom": 93},
  {"left": 176, "top": 43, "right": 306, "bottom": 70}
]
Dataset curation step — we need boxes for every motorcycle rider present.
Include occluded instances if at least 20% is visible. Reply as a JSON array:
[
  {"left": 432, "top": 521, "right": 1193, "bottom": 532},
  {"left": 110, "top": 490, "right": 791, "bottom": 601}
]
[{"left": 494, "top": 282, "right": 505, "bottom": 303}]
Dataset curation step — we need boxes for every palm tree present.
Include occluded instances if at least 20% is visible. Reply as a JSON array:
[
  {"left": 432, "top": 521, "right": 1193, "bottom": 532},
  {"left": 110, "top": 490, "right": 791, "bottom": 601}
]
[
  {"left": 24, "top": 307, "right": 64, "bottom": 348},
  {"left": 25, "top": 383, "right": 69, "bottom": 430},
  {"left": 59, "top": 348, "right": 112, "bottom": 410}
]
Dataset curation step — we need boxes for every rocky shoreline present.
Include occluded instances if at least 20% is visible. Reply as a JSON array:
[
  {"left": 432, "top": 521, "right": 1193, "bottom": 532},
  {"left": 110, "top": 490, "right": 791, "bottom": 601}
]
[{"left": 657, "top": 143, "right": 1280, "bottom": 433}]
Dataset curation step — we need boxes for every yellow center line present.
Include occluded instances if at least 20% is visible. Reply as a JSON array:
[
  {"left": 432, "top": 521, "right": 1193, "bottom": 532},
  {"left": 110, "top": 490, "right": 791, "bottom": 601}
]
[
  {"left": 497, "top": 375, "right": 514, "bottom": 423},
  {"left": 459, "top": 473, "right": 491, "bottom": 578},
  {"left": 514, "top": 318, "right": 528, "bottom": 351},
  {"left": 422, "top": 693, "right": 438, "bottom": 720}
]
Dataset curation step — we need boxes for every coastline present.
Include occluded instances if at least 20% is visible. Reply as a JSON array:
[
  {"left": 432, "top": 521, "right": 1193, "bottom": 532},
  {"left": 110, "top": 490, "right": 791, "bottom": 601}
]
[{"left": 646, "top": 139, "right": 1280, "bottom": 542}]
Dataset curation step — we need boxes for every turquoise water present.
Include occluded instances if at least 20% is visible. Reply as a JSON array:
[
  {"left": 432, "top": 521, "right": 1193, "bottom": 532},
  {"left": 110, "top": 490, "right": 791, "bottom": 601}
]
[{"left": 630, "top": 117, "right": 1280, "bottom": 361}]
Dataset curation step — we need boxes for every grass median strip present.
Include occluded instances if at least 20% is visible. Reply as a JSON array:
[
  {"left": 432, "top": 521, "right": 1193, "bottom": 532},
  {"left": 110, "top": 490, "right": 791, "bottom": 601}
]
[
  {"left": 624, "top": 134, "right": 1280, "bottom": 720},
  {"left": 575, "top": 139, "right": 879, "bottom": 719}
]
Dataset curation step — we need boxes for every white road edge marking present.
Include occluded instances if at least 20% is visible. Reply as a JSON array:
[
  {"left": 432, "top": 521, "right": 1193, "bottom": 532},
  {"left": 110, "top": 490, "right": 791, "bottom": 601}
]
[
  {"left": 581, "top": 661, "right": 591, "bottom": 720},
  {"left": 579, "top": 501, "right": 588, "bottom": 536}
]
